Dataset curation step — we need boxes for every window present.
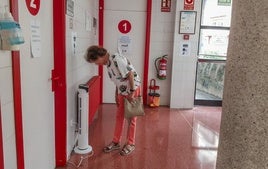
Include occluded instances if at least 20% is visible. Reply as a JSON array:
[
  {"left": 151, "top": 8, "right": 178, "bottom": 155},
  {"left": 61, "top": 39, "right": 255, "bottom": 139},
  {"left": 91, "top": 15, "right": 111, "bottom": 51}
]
[{"left": 198, "top": 0, "right": 232, "bottom": 60}]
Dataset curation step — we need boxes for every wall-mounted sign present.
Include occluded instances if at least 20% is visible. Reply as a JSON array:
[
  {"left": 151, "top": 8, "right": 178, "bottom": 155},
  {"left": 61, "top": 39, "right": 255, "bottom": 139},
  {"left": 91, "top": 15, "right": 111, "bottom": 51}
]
[
  {"left": 66, "top": 0, "right": 74, "bottom": 17},
  {"left": 218, "top": 0, "right": 231, "bottom": 6},
  {"left": 30, "top": 20, "right": 41, "bottom": 58},
  {"left": 69, "top": 18, "right": 73, "bottom": 29},
  {"left": 180, "top": 42, "right": 191, "bottom": 56},
  {"left": 85, "top": 11, "right": 92, "bottom": 31},
  {"left": 179, "top": 11, "right": 197, "bottom": 34},
  {"left": 118, "top": 20, "right": 131, "bottom": 34},
  {"left": 184, "top": 0, "right": 194, "bottom": 10},
  {"left": 118, "top": 36, "right": 132, "bottom": 55},
  {"left": 161, "top": 0, "right": 171, "bottom": 12},
  {"left": 25, "top": 0, "right": 40, "bottom": 16},
  {"left": 93, "top": 17, "right": 97, "bottom": 35},
  {"left": 71, "top": 32, "right": 77, "bottom": 56}
]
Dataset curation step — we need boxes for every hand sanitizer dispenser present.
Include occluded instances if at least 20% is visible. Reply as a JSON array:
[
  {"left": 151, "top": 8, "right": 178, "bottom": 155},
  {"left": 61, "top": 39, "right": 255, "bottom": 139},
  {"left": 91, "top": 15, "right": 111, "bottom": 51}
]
[{"left": 0, "top": 7, "right": 25, "bottom": 51}]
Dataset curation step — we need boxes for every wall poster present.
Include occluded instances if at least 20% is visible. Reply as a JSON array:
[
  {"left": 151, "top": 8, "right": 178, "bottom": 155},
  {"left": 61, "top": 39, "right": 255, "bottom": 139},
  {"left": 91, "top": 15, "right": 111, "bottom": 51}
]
[{"left": 179, "top": 11, "right": 197, "bottom": 34}]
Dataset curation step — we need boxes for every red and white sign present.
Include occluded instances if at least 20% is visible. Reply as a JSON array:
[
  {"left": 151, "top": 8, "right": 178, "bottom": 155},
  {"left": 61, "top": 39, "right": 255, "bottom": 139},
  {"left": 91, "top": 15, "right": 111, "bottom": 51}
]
[
  {"left": 118, "top": 20, "right": 132, "bottom": 34},
  {"left": 25, "top": 0, "right": 40, "bottom": 16},
  {"left": 161, "top": 0, "right": 171, "bottom": 12},
  {"left": 184, "top": 0, "right": 194, "bottom": 10}
]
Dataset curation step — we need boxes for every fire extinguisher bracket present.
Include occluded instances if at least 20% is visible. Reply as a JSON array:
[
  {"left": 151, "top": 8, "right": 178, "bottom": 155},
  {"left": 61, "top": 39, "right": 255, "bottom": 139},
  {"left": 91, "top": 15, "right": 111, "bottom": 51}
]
[
  {"left": 149, "top": 79, "right": 159, "bottom": 93},
  {"left": 149, "top": 85, "right": 159, "bottom": 90},
  {"left": 148, "top": 79, "right": 160, "bottom": 107}
]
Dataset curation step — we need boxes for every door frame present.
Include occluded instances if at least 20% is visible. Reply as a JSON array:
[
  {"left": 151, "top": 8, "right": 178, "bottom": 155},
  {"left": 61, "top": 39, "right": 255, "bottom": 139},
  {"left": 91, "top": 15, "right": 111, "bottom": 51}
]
[
  {"left": 53, "top": 0, "right": 67, "bottom": 167},
  {"left": 0, "top": 101, "right": 4, "bottom": 169}
]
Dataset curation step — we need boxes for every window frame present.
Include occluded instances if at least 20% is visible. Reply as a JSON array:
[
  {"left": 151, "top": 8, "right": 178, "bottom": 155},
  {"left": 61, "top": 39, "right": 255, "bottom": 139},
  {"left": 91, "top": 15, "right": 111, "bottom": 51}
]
[{"left": 198, "top": 0, "right": 232, "bottom": 59}]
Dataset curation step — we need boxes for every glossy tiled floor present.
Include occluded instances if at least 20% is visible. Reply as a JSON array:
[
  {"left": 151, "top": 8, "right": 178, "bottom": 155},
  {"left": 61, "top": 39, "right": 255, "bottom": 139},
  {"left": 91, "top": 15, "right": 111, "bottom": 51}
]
[{"left": 57, "top": 105, "right": 222, "bottom": 169}]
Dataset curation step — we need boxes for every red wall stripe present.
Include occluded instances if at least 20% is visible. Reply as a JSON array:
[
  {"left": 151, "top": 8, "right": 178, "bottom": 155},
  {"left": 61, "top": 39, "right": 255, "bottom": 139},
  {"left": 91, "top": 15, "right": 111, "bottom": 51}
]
[
  {"left": 11, "top": 54, "right": 25, "bottom": 169},
  {"left": 98, "top": 0, "right": 104, "bottom": 103},
  {"left": 0, "top": 102, "right": 4, "bottom": 169},
  {"left": 10, "top": 0, "right": 25, "bottom": 169},
  {"left": 53, "top": 0, "right": 67, "bottom": 166},
  {"left": 143, "top": 0, "right": 152, "bottom": 104}
]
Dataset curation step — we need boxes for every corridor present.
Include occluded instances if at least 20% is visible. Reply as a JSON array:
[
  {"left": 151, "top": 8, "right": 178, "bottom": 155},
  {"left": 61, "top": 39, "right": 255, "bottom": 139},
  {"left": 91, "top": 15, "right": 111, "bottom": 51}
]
[{"left": 59, "top": 105, "right": 222, "bottom": 169}]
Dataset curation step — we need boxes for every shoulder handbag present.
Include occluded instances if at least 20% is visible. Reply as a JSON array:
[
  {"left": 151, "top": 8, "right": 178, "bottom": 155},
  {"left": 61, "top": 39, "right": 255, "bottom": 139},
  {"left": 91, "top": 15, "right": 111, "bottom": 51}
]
[{"left": 124, "top": 96, "right": 145, "bottom": 118}]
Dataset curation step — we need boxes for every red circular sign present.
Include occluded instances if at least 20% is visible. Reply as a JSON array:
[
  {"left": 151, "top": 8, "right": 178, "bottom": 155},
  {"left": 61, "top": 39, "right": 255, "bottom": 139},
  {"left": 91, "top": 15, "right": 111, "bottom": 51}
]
[
  {"left": 118, "top": 20, "right": 131, "bottom": 34},
  {"left": 185, "top": 0, "right": 193, "bottom": 4},
  {"left": 25, "top": 0, "right": 40, "bottom": 16}
]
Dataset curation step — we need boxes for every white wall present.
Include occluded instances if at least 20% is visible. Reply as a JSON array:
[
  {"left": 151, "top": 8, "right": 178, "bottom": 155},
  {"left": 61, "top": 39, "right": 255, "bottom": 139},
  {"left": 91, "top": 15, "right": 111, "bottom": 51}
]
[
  {"left": 0, "top": 1, "right": 18, "bottom": 168},
  {"left": 148, "top": 0, "right": 176, "bottom": 105},
  {"left": 170, "top": 0, "right": 202, "bottom": 108},
  {"left": 66, "top": 0, "right": 99, "bottom": 156},
  {"left": 103, "top": 0, "right": 146, "bottom": 103}
]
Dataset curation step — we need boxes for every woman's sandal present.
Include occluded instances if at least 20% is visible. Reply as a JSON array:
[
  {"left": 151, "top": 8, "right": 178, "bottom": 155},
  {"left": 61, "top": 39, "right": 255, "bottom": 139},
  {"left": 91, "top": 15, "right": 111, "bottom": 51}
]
[
  {"left": 103, "top": 142, "right": 120, "bottom": 153},
  {"left": 120, "top": 144, "right": 135, "bottom": 156}
]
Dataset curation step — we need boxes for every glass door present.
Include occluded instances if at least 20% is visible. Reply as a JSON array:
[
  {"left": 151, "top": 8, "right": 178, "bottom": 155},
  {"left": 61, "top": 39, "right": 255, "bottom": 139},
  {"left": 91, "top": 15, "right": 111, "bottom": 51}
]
[{"left": 194, "top": 0, "right": 232, "bottom": 106}]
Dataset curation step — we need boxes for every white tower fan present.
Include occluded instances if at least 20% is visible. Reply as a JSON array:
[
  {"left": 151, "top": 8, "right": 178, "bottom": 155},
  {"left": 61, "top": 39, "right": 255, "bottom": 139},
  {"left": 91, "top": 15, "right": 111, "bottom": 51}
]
[{"left": 74, "top": 84, "right": 92, "bottom": 154}]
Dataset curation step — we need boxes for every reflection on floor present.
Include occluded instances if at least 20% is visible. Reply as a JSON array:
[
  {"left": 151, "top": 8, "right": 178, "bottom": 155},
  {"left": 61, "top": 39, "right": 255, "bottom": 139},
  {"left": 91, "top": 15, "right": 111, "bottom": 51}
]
[{"left": 57, "top": 105, "right": 222, "bottom": 169}]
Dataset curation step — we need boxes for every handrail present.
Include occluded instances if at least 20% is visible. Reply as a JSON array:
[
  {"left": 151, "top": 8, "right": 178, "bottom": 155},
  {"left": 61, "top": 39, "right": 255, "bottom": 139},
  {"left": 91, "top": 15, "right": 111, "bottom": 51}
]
[
  {"left": 198, "top": 58, "right": 226, "bottom": 63},
  {"left": 198, "top": 54, "right": 227, "bottom": 58}
]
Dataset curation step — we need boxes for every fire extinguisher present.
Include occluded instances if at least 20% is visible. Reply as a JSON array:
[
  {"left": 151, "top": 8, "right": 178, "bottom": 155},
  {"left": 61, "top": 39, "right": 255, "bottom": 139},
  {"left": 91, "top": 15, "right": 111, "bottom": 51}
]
[{"left": 155, "top": 55, "right": 168, "bottom": 80}]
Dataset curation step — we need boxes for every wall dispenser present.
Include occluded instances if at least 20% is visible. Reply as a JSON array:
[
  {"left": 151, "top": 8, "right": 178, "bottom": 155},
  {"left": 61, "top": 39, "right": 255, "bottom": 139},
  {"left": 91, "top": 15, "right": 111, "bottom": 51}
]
[{"left": 0, "top": 6, "right": 25, "bottom": 51}]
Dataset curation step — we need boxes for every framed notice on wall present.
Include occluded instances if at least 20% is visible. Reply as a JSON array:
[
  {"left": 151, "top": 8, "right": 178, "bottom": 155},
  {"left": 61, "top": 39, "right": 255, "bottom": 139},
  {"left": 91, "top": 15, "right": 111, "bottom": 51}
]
[
  {"left": 66, "top": 0, "right": 74, "bottom": 17},
  {"left": 179, "top": 11, "right": 197, "bottom": 34}
]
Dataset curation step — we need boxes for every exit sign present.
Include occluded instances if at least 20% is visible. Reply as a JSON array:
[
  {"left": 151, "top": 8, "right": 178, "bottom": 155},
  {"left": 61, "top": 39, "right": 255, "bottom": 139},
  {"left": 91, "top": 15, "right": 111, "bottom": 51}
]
[{"left": 218, "top": 0, "right": 231, "bottom": 6}]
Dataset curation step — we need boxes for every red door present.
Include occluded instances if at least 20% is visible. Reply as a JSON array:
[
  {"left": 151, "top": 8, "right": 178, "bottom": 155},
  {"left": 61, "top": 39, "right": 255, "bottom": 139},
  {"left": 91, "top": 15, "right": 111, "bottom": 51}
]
[{"left": 52, "top": 1, "right": 67, "bottom": 166}]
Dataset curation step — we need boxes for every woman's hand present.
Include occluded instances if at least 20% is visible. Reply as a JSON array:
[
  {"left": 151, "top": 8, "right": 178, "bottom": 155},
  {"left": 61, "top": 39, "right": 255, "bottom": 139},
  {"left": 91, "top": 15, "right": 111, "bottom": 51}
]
[
  {"left": 115, "top": 88, "right": 119, "bottom": 107},
  {"left": 127, "top": 91, "right": 135, "bottom": 103},
  {"left": 127, "top": 71, "right": 135, "bottom": 102},
  {"left": 115, "top": 95, "right": 119, "bottom": 107}
]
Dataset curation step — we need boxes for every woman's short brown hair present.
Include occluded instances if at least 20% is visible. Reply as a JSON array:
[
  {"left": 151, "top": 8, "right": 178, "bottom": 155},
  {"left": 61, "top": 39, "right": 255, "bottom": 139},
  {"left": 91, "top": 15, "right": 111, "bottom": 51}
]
[{"left": 84, "top": 45, "right": 107, "bottom": 63}]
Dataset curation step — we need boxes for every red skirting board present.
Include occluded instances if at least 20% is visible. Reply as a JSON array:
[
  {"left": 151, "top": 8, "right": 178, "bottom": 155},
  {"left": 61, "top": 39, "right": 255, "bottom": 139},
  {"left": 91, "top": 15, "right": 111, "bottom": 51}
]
[{"left": 87, "top": 76, "right": 101, "bottom": 125}]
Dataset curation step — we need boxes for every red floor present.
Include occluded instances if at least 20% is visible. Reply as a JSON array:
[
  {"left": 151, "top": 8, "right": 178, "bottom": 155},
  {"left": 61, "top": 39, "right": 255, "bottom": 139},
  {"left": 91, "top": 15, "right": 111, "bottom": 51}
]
[{"left": 57, "top": 105, "right": 222, "bottom": 169}]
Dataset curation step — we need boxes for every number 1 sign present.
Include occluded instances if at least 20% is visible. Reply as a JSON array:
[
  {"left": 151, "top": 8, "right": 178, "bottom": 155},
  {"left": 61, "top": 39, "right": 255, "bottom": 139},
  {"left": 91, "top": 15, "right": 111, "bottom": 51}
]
[
  {"left": 25, "top": 0, "right": 40, "bottom": 16},
  {"left": 118, "top": 20, "right": 132, "bottom": 34}
]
